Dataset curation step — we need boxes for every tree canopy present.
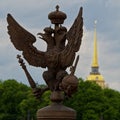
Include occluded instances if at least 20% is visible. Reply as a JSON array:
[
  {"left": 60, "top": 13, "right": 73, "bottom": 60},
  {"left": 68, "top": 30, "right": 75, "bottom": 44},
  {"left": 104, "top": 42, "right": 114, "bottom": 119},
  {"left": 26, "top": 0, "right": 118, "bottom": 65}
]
[
  {"left": 64, "top": 79, "right": 120, "bottom": 120},
  {"left": 0, "top": 79, "right": 48, "bottom": 120},
  {"left": 0, "top": 79, "right": 120, "bottom": 120}
]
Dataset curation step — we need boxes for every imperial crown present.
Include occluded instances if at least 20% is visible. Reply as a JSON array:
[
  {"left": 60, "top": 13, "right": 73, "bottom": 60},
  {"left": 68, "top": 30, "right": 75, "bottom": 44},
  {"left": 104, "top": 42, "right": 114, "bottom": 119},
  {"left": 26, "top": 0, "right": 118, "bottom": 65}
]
[{"left": 48, "top": 5, "right": 67, "bottom": 24}]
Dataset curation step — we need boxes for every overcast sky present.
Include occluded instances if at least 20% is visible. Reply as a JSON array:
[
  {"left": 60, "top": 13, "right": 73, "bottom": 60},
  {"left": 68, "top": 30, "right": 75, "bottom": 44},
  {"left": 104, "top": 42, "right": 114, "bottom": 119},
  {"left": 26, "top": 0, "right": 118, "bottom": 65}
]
[{"left": 0, "top": 0, "right": 120, "bottom": 91}]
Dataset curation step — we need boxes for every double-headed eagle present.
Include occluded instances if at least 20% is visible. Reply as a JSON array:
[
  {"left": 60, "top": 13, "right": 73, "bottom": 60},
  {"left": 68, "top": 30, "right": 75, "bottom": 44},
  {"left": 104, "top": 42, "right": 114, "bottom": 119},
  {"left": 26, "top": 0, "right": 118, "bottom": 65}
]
[{"left": 7, "top": 6, "right": 83, "bottom": 97}]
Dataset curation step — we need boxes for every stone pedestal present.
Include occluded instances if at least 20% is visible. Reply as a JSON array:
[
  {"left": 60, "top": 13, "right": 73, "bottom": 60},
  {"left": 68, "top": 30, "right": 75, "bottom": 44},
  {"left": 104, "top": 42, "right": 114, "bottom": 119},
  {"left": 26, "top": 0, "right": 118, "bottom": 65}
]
[
  {"left": 37, "top": 103, "right": 76, "bottom": 120},
  {"left": 37, "top": 91, "right": 76, "bottom": 120}
]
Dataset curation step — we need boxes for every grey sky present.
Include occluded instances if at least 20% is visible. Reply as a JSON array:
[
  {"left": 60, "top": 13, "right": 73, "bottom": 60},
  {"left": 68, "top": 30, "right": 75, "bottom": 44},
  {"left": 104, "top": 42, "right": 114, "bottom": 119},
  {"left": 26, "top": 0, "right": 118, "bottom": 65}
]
[{"left": 0, "top": 0, "right": 120, "bottom": 91}]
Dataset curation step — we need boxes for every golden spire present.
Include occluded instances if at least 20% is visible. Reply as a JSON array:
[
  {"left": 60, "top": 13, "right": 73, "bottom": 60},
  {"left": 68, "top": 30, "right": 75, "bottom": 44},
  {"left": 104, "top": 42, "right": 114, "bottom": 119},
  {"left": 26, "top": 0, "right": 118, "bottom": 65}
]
[
  {"left": 86, "top": 21, "right": 106, "bottom": 88},
  {"left": 92, "top": 20, "right": 99, "bottom": 67}
]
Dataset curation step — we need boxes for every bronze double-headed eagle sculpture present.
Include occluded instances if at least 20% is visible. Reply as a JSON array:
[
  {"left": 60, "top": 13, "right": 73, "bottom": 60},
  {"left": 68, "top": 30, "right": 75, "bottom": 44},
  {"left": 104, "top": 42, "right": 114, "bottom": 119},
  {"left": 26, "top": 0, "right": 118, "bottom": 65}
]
[{"left": 7, "top": 5, "right": 83, "bottom": 99}]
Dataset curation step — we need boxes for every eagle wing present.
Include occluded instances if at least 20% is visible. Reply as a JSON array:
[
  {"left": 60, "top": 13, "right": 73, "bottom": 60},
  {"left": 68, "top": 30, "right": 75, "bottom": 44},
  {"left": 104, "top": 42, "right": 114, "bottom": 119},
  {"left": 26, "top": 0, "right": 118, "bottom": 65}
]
[
  {"left": 60, "top": 7, "right": 83, "bottom": 68},
  {"left": 7, "top": 14, "right": 46, "bottom": 68}
]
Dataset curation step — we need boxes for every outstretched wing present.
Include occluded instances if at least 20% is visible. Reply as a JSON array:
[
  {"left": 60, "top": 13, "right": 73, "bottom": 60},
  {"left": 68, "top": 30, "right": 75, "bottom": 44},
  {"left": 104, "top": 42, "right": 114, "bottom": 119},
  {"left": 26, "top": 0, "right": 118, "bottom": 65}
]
[
  {"left": 66, "top": 7, "right": 83, "bottom": 52},
  {"left": 7, "top": 14, "right": 46, "bottom": 68},
  {"left": 60, "top": 7, "right": 83, "bottom": 68}
]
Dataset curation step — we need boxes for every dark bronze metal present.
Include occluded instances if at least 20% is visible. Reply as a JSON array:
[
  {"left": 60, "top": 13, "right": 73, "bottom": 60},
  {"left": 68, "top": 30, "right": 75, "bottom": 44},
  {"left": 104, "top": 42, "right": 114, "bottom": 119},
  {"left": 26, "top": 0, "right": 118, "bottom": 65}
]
[{"left": 7, "top": 5, "right": 83, "bottom": 120}]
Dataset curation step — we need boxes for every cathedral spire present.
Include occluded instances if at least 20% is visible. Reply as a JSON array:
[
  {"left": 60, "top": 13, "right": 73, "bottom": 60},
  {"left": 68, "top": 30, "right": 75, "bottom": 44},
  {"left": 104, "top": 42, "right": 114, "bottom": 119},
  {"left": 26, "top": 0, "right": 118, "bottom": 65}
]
[{"left": 92, "top": 20, "right": 99, "bottom": 67}]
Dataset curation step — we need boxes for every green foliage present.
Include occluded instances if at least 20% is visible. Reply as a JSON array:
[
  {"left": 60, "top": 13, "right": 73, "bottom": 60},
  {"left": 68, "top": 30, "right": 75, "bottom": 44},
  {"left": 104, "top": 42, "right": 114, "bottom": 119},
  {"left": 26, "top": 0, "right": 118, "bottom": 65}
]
[
  {"left": 0, "top": 79, "right": 30, "bottom": 120},
  {"left": 102, "top": 88, "right": 120, "bottom": 120},
  {"left": 0, "top": 79, "right": 51, "bottom": 120},
  {"left": 0, "top": 79, "right": 120, "bottom": 120},
  {"left": 64, "top": 79, "right": 120, "bottom": 120}
]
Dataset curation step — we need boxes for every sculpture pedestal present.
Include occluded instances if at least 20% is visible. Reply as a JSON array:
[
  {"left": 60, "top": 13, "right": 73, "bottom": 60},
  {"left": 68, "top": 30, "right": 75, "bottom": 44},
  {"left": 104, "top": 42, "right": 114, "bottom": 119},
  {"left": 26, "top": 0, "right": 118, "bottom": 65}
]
[
  {"left": 37, "top": 91, "right": 76, "bottom": 120},
  {"left": 37, "top": 103, "right": 76, "bottom": 120}
]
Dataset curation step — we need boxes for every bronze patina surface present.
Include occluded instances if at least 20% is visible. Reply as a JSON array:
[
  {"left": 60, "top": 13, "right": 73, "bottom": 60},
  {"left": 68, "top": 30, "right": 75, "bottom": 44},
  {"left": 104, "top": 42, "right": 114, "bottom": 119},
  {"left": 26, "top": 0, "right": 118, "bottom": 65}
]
[{"left": 7, "top": 5, "right": 83, "bottom": 120}]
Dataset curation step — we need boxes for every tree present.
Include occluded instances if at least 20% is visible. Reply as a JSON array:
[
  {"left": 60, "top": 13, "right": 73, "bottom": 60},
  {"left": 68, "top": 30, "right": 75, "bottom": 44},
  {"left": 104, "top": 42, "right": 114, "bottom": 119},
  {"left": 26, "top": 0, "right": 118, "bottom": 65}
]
[
  {"left": 64, "top": 79, "right": 120, "bottom": 120},
  {"left": 18, "top": 90, "right": 51, "bottom": 120},
  {"left": 0, "top": 79, "right": 30, "bottom": 120},
  {"left": 0, "top": 79, "right": 51, "bottom": 120},
  {"left": 102, "top": 88, "right": 120, "bottom": 120},
  {"left": 0, "top": 79, "right": 120, "bottom": 120}
]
